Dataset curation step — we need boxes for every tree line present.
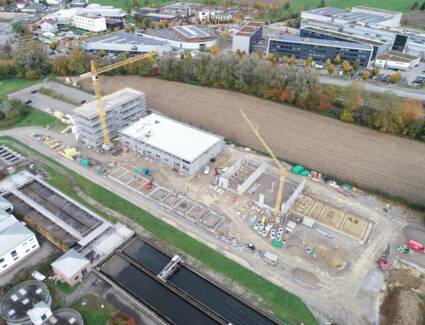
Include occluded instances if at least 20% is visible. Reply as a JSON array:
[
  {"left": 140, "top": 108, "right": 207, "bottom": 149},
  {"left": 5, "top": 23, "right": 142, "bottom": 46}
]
[{"left": 1, "top": 43, "right": 424, "bottom": 142}]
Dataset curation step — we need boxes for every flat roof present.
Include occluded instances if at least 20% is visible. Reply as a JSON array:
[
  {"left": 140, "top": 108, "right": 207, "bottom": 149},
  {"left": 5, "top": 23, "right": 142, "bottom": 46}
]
[
  {"left": 302, "top": 25, "right": 385, "bottom": 46},
  {"left": 236, "top": 21, "right": 264, "bottom": 36},
  {"left": 144, "top": 25, "right": 215, "bottom": 42},
  {"left": 174, "top": 25, "right": 212, "bottom": 38},
  {"left": 121, "top": 113, "right": 223, "bottom": 163},
  {"left": 144, "top": 13, "right": 175, "bottom": 19},
  {"left": 304, "top": 6, "right": 395, "bottom": 24},
  {"left": 84, "top": 30, "right": 167, "bottom": 47},
  {"left": 73, "top": 87, "right": 144, "bottom": 119},
  {"left": 270, "top": 34, "right": 373, "bottom": 51},
  {"left": 377, "top": 51, "right": 418, "bottom": 62}
]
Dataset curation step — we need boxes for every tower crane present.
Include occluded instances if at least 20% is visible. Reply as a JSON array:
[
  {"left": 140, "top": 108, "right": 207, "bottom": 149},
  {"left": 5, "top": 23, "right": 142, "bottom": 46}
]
[
  {"left": 240, "top": 110, "right": 288, "bottom": 223},
  {"left": 75, "top": 52, "right": 157, "bottom": 150}
]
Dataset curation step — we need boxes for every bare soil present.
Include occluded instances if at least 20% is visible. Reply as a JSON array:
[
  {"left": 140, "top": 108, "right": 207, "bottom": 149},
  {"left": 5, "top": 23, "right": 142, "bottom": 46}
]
[{"left": 83, "top": 76, "right": 425, "bottom": 207}]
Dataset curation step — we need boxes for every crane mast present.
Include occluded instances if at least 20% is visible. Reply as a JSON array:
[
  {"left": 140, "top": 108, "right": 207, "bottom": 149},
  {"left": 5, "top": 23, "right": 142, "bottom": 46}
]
[
  {"left": 76, "top": 52, "right": 157, "bottom": 149},
  {"left": 240, "top": 110, "right": 287, "bottom": 223}
]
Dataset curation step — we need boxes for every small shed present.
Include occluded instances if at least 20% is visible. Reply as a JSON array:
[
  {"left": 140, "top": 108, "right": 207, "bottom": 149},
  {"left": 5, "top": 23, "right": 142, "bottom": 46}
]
[{"left": 51, "top": 249, "right": 91, "bottom": 286}]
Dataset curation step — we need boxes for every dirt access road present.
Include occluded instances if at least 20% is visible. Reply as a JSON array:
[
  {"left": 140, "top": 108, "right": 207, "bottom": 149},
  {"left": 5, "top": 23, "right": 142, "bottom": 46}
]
[{"left": 84, "top": 76, "right": 425, "bottom": 207}]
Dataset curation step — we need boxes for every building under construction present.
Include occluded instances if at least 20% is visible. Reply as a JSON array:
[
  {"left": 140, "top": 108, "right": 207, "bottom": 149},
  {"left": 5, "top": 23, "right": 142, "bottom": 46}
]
[{"left": 73, "top": 88, "right": 147, "bottom": 147}]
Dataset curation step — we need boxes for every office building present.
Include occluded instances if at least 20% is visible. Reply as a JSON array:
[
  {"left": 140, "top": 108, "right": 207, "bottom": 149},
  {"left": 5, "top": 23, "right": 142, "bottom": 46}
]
[
  {"left": 267, "top": 35, "right": 373, "bottom": 67},
  {"left": 300, "top": 25, "right": 388, "bottom": 59},
  {"left": 73, "top": 88, "right": 147, "bottom": 147},
  {"left": 0, "top": 209, "right": 39, "bottom": 275},
  {"left": 232, "top": 21, "right": 264, "bottom": 53},
  {"left": 82, "top": 30, "right": 172, "bottom": 54},
  {"left": 121, "top": 113, "right": 225, "bottom": 175},
  {"left": 73, "top": 14, "right": 106, "bottom": 32},
  {"left": 301, "top": 6, "right": 402, "bottom": 28}
]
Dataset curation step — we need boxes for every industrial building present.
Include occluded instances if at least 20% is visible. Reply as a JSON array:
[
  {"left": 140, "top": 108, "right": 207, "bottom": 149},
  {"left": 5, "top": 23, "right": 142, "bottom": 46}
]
[
  {"left": 375, "top": 51, "right": 420, "bottom": 71},
  {"left": 81, "top": 30, "right": 172, "bottom": 55},
  {"left": 161, "top": 2, "right": 194, "bottom": 18},
  {"left": 300, "top": 7, "right": 425, "bottom": 58},
  {"left": 44, "top": 4, "right": 125, "bottom": 28},
  {"left": 267, "top": 35, "right": 373, "bottom": 67},
  {"left": 232, "top": 21, "right": 264, "bottom": 53},
  {"left": 73, "top": 88, "right": 147, "bottom": 147},
  {"left": 73, "top": 14, "right": 107, "bottom": 32},
  {"left": 0, "top": 209, "right": 39, "bottom": 275},
  {"left": 300, "top": 6, "right": 402, "bottom": 28},
  {"left": 142, "top": 25, "right": 218, "bottom": 50},
  {"left": 51, "top": 249, "right": 91, "bottom": 286},
  {"left": 0, "top": 280, "right": 51, "bottom": 325},
  {"left": 300, "top": 25, "right": 387, "bottom": 59},
  {"left": 141, "top": 13, "right": 176, "bottom": 22},
  {"left": 120, "top": 113, "right": 225, "bottom": 175}
]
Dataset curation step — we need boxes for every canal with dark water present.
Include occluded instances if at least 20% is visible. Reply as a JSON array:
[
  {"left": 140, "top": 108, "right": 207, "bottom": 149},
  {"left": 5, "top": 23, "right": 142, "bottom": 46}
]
[{"left": 101, "top": 237, "right": 279, "bottom": 325}]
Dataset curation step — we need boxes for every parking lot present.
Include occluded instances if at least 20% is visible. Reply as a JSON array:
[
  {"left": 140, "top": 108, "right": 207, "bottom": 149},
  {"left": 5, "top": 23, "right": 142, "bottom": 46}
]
[{"left": 8, "top": 81, "right": 93, "bottom": 115}]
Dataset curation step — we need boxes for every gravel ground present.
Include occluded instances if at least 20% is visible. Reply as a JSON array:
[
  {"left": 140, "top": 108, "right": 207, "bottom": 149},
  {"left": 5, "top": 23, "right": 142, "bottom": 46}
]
[{"left": 85, "top": 76, "right": 425, "bottom": 207}]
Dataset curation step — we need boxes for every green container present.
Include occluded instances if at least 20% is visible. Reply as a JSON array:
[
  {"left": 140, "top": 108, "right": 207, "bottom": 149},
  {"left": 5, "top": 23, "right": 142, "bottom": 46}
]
[
  {"left": 80, "top": 159, "right": 90, "bottom": 167},
  {"left": 301, "top": 170, "right": 310, "bottom": 177},
  {"left": 272, "top": 241, "right": 283, "bottom": 248},
  {"left": 291, "top": 165, "right": 305, "bottom": 174}
]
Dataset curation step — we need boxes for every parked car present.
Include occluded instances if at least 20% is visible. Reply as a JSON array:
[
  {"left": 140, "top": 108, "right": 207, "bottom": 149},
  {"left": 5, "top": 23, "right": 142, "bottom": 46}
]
[
  {"left": 203, "top": 166, "right": 210, "bottom": 175},
  {"left": 25, "top": 100, "right": 32, "bottom": 104}
]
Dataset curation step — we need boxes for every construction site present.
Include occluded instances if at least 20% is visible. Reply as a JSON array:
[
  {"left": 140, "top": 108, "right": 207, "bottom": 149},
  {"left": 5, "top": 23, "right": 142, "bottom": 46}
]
[{"left": 2, "top": 51, "right": 424, "bottom": 325}]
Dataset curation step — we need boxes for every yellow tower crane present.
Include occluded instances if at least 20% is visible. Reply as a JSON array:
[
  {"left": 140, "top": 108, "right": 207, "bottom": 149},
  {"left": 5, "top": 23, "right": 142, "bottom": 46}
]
[
  {"left": 240, "top": 110, "right": 288, "bottom": 223},
  {"left": 76, "top": 52, "right": 157, "bottom": 150}
]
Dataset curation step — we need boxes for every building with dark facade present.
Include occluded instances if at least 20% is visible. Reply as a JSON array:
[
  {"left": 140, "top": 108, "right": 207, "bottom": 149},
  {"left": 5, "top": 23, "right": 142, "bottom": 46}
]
[
  {"left": 267, "top": 35, "right": 373, "bottom": 67},
  {"left": 300, "top": 26, "right": 387, "bottom": 59},
  {"left": 232, "top": 21, "right": 264, "bottom": 53}
]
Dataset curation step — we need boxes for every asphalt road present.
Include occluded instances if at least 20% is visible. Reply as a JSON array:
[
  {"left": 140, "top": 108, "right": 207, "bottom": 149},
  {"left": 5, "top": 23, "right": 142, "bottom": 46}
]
[
  {"left": 8, "top": 81, "right": 93, "bottom": 115},
  {"left": 319, "top": 76, "right": 425, "bottom": 101}
]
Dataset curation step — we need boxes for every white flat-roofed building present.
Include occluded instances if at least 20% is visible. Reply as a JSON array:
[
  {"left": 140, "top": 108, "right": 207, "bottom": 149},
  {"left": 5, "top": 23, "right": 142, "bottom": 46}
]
[
  {"left": 74, "top": 14, "right": 106, "bottom": 32},
  {"left": 73, "top": 88, "right": 147, "bottom": 147},
  {"left": 0, "top": 209, "right": 39, "bottom": 275},
  {"left": 142, "top": 25, "right": 218, "bottom": 50},
  {"left": 375, "top": 51, "right": 420, "bottom": 71},
  {"left": 121, "top": 113, "right": 225, "bottom": 175},
  {"left": 82, "top": 30, "right": 172, "bottom": 55}
]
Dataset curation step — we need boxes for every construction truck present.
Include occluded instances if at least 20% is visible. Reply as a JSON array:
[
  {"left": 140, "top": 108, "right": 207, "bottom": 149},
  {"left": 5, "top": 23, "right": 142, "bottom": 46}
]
[{"left": 407, "top": 240, "right": 425, "bottom": 253}]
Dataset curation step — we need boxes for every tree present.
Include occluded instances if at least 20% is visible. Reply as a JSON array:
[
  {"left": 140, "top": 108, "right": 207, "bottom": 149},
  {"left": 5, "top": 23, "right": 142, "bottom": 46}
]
[
  {"left": 333, "top": 54, "right": 341, "bottom": 65},
  {"left": 12, "top": 21, "right": 23, "bottom": 34},
  {"left": 49, "top": 41, "right": 57, "bottom": 51},
  {"left": 306, "top": 56, "right": 313, "bottom": 67},
  {"left": 342, "top": 60, "right": 351, "bottom": 74},
  {"left": 132, "top": 0, "right": 140, "bottom": 7},
  {"left": 372, "top": 66, "right": 380, "bottom": 77},
  {"left": 281, "top": 55, "right": 289, "bottom": 64},
  {"left": 420, "top": 1, "right": 425, "bottom": 10},
  {"left": 327, "top": 64, "right": 335, "bottom": 75},
  {"left": 400, "top": 98, "right": 423, "bottom": 126},
  {"left": 368, "top": 94, "right": 404, "bottom": 134},
  {"left": 210, "top": 45, "right": 220, "bottom": 55},
  {"left": 99, "top": 49, "right": 105, "bottom": 57},
  {"left": 1, "top": 42, "right": 12, "bottom": 58},
  {"left": 325, "top": 58, "right": 331, "bottom": 66},
  {"left": 352, "top": 58, "right": 360, "bottom": 71},
  {"left": 284, "top": 2, "right": 290, "bottom": 9},
  {"left": 340, "top": 109, "right": 354, "bottom": 123},
  {"left": 342, "top": 82, "right": 363, "bottom": 119},
  {"left": 288, "top": 55, "right": 296, "bottom": 65},
  {"left": 318, "top": 0, "right": 326, "bottom": 8},
  {"left": 362, "top": 70, "right": 369, "bottom": 80},
  {"left": 411, "top": 1, "right": 419, "bottom": 9},
  {"left": 389, "top": 71, "right": 401, "bottom": 83}
]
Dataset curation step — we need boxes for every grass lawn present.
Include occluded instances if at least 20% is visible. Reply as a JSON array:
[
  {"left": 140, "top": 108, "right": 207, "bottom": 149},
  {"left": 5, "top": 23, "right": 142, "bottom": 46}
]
[
  {"left": 0, "top": 136, "right": 318, "bottom": 325},
  {"left": 47, "top": 279, "right": 80, "bottom": 295},
  {"left": 0, "top": 78, "right": 41, "bottom": 100},
  {"left": 287, "top": 0, "right": 417, "bottom": 12},
  {"left": 12, "top": 108, "right": 63, "bottom": 129},
  {"left": 70, "top": 294, "right": 116, "bottom": 325}
]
